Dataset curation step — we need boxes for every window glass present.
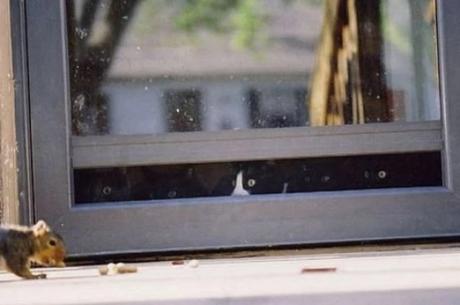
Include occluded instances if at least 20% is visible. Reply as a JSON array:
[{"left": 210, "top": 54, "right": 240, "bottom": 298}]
[
  {"left": 68, "top": 0, "right": 441, "bottom": 204},
  {"left": 67, "top": 0, "right": 439, "bottom": 136}
]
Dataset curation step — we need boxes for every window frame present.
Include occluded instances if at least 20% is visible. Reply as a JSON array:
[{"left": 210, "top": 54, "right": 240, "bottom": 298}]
[
  {"left": 24, "top": 0, "right": 460, "bottom": 257},
  {"left": 73, "top": 122, "right": 441, "bottom": 168}
]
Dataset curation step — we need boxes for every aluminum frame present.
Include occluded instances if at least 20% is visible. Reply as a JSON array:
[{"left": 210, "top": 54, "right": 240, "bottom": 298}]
[
  {"left": 8, "top": 0, "right": 34, "bottom": 225},
  {"left": 25, "top": 0, "right": 460, "bottom": 257}
]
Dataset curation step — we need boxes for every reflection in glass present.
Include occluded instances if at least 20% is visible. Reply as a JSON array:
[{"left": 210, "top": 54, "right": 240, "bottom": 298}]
[
  {"left": 67, "top": 0, "right": 439, "bottom": 136},
  {"left": 165, "top": 89, "right": 202, "bottom": 132}
]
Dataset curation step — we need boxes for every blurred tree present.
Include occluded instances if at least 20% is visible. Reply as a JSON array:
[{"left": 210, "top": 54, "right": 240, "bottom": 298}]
[{"left": 68, "top": 0, "right": 140, "bottom": 135}]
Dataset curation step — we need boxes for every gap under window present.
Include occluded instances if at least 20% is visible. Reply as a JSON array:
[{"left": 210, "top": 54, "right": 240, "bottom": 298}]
[{"left": 74, "top": 152, "right": 442, "bottom": 204}]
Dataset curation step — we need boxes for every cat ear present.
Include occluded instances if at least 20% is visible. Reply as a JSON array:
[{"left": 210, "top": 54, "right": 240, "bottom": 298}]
[{"left": 33, "top": 220, "right": 50, "bottom": 236}]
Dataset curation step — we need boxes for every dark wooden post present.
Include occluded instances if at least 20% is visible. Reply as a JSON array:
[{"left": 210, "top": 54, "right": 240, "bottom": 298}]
[{"left": 354, "top": 0, "right": 389, "bottom": 123}]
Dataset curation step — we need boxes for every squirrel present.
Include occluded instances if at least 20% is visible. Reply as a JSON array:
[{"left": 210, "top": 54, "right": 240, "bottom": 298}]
[{"left": 0, "top": 220, "right": 66, "bottom": 279}]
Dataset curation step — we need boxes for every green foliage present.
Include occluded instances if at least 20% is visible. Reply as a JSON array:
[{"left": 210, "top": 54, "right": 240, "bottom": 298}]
[
  {"left": 132, "top": 0, "right": 170, "bottom": 36},
  {"left": 175, "top": 0, "right": 239, "bottom": 32},
  {"left": 231, "top": 0, "right": 266, "bottom": 50},
  {"left": 134, "top": 0, "right": 321, "bottom": 51},
  {"left": 173, "top": 0, "right": 265, "bottom": 50}
]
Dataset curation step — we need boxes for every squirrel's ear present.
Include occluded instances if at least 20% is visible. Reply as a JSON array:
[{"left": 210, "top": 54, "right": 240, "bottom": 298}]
[{"left": 33, "top": 220, "right": 50, "bottom": 236}]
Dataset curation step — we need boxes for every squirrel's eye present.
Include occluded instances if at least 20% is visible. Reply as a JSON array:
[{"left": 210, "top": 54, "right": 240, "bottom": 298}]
[{"left": 49, "top": 240, "right": 57, "bottom": 247}]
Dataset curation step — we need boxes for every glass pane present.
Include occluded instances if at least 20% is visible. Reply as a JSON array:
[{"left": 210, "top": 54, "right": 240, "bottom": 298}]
[
  {"left": 74, "top": 152, "right": 442, "bottom": 204},
  {"left": 67, "top": 0, "right": 439, "bottom": 136}
]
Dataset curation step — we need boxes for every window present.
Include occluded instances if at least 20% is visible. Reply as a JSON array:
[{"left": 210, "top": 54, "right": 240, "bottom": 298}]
[
  {"left": 24, "top": 0, "right": 460, "bottom": 256},
  {"left": 248, "top": 87, "right": 308, "bottom": 128},
  {"left": 165, "top": 89, "right": 202, "bottom": 132}
]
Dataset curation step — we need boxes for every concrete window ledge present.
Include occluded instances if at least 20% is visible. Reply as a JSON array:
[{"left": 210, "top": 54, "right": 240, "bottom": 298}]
[{"left": 1, "top": 247, "right": 460, "bottom": 305}]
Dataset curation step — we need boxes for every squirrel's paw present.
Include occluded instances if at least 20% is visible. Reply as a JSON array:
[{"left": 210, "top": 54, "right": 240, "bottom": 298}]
[{"left": 34, "top": 273, "right": 47, "bottom": 279}]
